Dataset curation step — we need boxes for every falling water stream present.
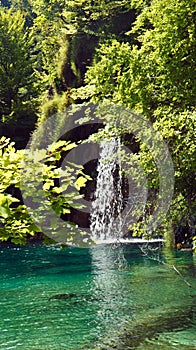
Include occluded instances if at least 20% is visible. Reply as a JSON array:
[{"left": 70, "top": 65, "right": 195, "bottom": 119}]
[{"left": 90, "top": 137, "right": 123, "bottom": 242}]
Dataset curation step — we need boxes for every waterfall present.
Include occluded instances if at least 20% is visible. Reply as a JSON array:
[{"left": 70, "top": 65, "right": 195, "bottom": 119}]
[{"left": 90, "top": 137, "right": 123, "bottom": 242}]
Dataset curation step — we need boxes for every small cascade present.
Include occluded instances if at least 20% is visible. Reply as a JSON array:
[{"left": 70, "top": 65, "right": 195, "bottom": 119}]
[{"left": 90, "top": 137, "right": 123, "bottom": 242}]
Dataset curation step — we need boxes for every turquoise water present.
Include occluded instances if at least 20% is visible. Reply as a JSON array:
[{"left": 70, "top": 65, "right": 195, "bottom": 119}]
[{"left": 0, "top": 243, "right": 195, "bottom": 349}]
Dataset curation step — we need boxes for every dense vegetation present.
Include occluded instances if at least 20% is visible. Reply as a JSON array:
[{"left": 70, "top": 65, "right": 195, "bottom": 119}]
[{"left": 0, "top": 0, "right": 195, "bottom": 249}]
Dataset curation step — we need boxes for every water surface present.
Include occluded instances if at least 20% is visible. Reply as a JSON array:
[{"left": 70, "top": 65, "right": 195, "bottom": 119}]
[{"left": 0, "top": 243, "right": 195, "bottom": 349}]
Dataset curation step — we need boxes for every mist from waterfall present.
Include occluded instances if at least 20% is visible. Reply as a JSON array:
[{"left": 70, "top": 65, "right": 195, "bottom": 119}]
[{"left": 90, "top": 137, "right": 123, "bottom": 242}]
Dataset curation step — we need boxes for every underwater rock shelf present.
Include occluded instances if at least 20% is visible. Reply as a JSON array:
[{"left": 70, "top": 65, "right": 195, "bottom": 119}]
[{"left": 90, "top": 302, "right": 195, "bottom": 349}]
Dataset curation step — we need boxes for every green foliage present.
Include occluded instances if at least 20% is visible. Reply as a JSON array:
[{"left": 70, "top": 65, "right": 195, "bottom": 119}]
[
  {"left": 0, "top": 137, "right": 91, "bottom": 245},
  {"left": 85, "top": 40, "right": 133, "bottom": 104},
  {"left": 0, "top": 6, "right": 40, "bottom": 147},
  {"left": 84, "top": 0, "right": 196, "bottom": 243},
  {"left": 0, "top": 136, "right": 36, "bottom": 244},
  {"left": 59, "top": 0, "right": 132, "bottom": 36},
  {"left": 0, "top": 0, "right": 135, "bottom": 134},
  {"left": 131, "top": 0, "right": 196, "bottom": 110},
  {"left": 27, "top": 0, "right": 134, "bottom": 102},
  {"left": 0, "top": 8, "right": 37, "bottom": 123},
  {"left": 87, "top": 0, "right": 196, "bottom": 111},
  {"left": 0, "top": 0, "right": 195, "bottom": 246}
]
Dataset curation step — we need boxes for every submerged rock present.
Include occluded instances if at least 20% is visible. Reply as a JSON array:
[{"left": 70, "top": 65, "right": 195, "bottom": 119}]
[
  {"left": 49, "top": 293, "right": 77, "bottom": 301},
  {"left": 48, "top": 292, "right": 95, "bottom": 302}
]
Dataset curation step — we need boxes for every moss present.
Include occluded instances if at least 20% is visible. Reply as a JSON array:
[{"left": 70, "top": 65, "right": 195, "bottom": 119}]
[
  {"left": 38, "top": 91, "right": 70, "bottom": 125},
  {"left": 56, "top": 38, "right": 77, "bottom": 88}
]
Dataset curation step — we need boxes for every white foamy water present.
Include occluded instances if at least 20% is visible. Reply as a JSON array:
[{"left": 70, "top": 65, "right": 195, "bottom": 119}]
[{"left": 90, "top": 137, "right": 123, "bottom": 241}]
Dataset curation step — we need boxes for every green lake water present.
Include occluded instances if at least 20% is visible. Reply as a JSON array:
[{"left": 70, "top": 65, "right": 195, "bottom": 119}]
[{"left": 0, "top": 243, "right": 195, "bottom": 349}]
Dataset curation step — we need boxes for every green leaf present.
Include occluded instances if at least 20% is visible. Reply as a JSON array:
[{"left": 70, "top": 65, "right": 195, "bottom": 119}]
[
  {"left": 62, "top": 208, "right": 71, "bottom": 214},
  {"left": 43, "top": 180, "right": 54, "bottom": 191},
  {"left": 75, "top": 176, "right": 88, "bottom": 190},
  {"left": 0, "top": 194, "right": 19, "bottom": 218},
  {"left": 48, "top": 141, "right": 76, "bottom": 153}
]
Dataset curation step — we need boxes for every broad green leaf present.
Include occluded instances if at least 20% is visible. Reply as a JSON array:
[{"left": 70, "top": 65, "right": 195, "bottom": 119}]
[{"left": 75, "top": 176, "right": 88, "bottom": 190}]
